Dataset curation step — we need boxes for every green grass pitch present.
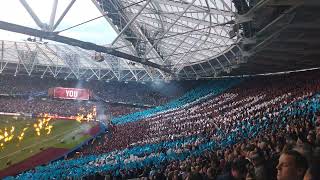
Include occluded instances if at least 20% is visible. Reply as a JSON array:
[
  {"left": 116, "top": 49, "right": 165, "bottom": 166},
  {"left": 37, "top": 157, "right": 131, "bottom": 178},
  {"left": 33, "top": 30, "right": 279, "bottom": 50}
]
[{"left": 0, "top": 115, "right": 94, "bottom": 170}]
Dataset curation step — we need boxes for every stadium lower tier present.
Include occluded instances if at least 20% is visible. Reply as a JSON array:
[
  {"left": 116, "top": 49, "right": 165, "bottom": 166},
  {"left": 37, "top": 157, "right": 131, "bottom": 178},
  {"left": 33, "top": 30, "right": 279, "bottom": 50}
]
[
  {"left": 5, "top": 70, "right": 320, "bottom": 179},
  {"left": 9, "top": 94, "right": 320, "bottom": 179}
]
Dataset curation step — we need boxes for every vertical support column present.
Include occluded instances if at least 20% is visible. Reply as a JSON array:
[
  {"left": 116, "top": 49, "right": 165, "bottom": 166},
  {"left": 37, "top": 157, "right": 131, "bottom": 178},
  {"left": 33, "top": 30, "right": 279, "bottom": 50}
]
[
  {"left": 19, "top": 0, "right": 44, "bottom": 29},
  {"left": 49, "top": 0, "right": 59, "bottom": 30},
  {"left": 53, "top": 0, "right": 77, "bottom": 30}
]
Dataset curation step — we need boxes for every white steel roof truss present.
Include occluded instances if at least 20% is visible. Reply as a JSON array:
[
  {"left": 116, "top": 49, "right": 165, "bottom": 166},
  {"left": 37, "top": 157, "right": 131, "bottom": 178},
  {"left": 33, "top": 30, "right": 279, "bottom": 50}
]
[
  {"left": 14, "top": 42, "right": 35, "bottom": 75},
  {"left": 47, "top": 44, "right": 80, "bottom": 79},
  {"left": 143, "top": 0, "right": 198, "bottom": 57},
  {"left": 62, "top": 45, "right": 100, "bottom": 80},
  {"left": 162, "top": 12, "right": 210, "bottom": 62}
]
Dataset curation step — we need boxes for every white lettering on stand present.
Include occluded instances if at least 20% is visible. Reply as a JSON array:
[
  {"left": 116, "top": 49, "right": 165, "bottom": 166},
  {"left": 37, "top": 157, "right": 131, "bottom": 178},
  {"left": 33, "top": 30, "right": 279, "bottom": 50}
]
[{"left": 66, "top": 90, "right": 78, "bottom": 98}]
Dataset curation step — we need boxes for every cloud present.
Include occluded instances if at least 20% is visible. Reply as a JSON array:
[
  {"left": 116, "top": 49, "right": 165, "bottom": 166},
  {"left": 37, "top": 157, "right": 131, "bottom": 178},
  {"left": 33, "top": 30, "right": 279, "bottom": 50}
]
[{"left": 0, "top": 0, "right": 117, "bottom": 45}]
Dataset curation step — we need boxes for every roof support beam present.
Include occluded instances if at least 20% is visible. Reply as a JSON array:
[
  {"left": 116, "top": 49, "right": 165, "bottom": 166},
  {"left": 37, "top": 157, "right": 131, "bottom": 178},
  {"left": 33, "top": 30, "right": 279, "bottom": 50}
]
[
  {"left": 0, "top": 61, "right": 8, "bottom": 74},
  {"left": 173, "top": 36, "right": 211, "bottom": 70},
  {"left": 219, "top": 0, "right": 233, "bottom": 12},
  {"left": 207, "top": 60, "right": 217, "bottom": 74},
  {"left": 138, "top": 71, "right": 148, "bottom": 80},
  {"left": 153, "top": 0, "right": 233, "bottom": 16},
  {"left": 144, "top": 0, "right": 197, "bottom": 57},
  {"left": 62, "top": 45, "right": 102, "bottom": 79},
  {"left": 164, "top": 13, "right": 209, "bottom": 63},
  {"left": 124, "top": 12, "right": 167, "bottom": 64},
  {"left": 14, "top": 62, "right": 19, "bottom": 76},
  {"left": 215, "top": 58, "right": 225, "bottom": 70},
  {"left": 136, "top": 18, "right": 232, "bottom": 46},
  {"left": 41, "top": 66, "right": 50, "bottom": 78},
  {"left": 46, "top": 44, "right": 80, "bottom": 79},
  {"left": 111, "top": 0, "right": 152, "bottom": 46},
  {"left": 128, "top": 4, "right": 233, "bottom": 29},
  {"left": 14, "top": 42, "right": 33, "bottom": 75},
  {"left": 235, "top": 0, "right": 271, "bottom": 24},
  {"left": 223, "top": 54, "right": 232, "bottom": 65},
  {"left": 53, "top": 0, "right": 77, "bottom": 30},
  {"left": 0, "top": 21, "right": 172, "bottom": 73},
  {"left": 100, "top": 70, "right": 111, "bottom": 79},
  {"left": 199, "top": 63, "right": 210, "bottom": 76},
  {"left": 35, "top": 43, "right": 56, "bottom": 68},
  {"left": 173, "top": 24, "right": 229, "bottom": 70},
  {"left": 1, "top": 41, "right": 3, "bottom": 62},
  {"left": 102, "top": 61, "right": 120, "bottom": 80},
  {"left": 136, "top": 14, "right": 232, "bottom": 41},
  {"left": 0, "top": 41, "right": 8, "bottom": 74},
  {"left": 19, "top": 0, "right": 45, "bottom": 30},
  {"left": 49, "top": 0, "right": 58, "bottom": 30}
]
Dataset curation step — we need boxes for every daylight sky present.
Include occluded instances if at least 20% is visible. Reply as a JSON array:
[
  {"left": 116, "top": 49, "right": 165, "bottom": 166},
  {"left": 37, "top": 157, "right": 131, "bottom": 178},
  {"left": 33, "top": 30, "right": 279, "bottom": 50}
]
[{"left": 0, "top": 0, "right": 117, "bottom": 45}]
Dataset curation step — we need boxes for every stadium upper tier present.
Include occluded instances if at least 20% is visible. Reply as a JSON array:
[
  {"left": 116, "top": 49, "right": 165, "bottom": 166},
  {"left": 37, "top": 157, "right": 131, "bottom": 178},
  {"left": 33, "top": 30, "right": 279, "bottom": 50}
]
[{"left": 0, "top": 75, "right": 197, "bottom": 106}]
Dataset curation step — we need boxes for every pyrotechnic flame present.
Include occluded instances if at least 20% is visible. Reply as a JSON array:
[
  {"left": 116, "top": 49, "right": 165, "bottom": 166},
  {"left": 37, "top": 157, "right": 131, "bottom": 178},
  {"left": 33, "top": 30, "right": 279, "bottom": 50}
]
[
  {"left": 10, "top": 126, "right": 15, "bottom": 133},
  {"left": 38, "top": 121, "right": 43, "bottom": 129},
  {"left": 87, "top": 113, "right": 93, "bottom": 121},
  {"left": 18, "top": 127, "right": 28, "bottom": 141},
  {"left": 0, "top": 107, "right": 98, "bottom": 149},
  {"left": 45, "top": 125, "right": 53, "bottom": 135},
  {"left": 0, "top": 114, "right": 56, "bottom": 150},
  {"left": 0, "top": 127, "right": 16, "bottom": 148},
  {"left": 74, "top": 106, "right": 97, "bottom": 123},
  {"left": 18, "top": 132, "right": 24, "bottom": 141},
  {"left": 76, "top": 114, "right": 84, "bottom": 123},
  {"left": 35, "top": 127, "right": 40, "bottom": 136},
  {"left": 33, "top": 116, "right": 54, "bottom": 136}
]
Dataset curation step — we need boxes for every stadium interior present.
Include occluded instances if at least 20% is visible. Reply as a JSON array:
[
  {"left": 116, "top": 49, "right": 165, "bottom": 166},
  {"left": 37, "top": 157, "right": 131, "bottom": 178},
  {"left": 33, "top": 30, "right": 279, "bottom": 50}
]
[{"left": 0, "top": 0, "right": 319, "bottom": 179}]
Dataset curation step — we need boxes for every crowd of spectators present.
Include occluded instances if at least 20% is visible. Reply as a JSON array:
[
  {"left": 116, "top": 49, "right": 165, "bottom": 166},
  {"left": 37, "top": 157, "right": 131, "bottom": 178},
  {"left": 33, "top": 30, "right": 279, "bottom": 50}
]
[
  {"left": 0, "top": 75, "right": 190, "bottom": 106},
  {"left": 0, "top": 97, "right": 96, "bottom": 116},
  {"left": 78, "top": 71, "right": 320, "bottom": 153},
  {"left": 8, "top": 70, "right": 320, "bottom": 180},
  {"left": 0, "top": 75, "right": 193, "bottom": 117},
  {"left": 106, "top": 104, "right": 145, "bottom": 118},
  {"left": 111, "top": 79, "right": 240, "bottom": 124}
]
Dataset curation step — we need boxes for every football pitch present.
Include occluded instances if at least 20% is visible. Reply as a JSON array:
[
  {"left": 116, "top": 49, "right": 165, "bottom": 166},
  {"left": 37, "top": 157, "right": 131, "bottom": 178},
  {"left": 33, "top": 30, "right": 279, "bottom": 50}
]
[{"left": 0, "top": 115, "right": 95, "bottom": 170}]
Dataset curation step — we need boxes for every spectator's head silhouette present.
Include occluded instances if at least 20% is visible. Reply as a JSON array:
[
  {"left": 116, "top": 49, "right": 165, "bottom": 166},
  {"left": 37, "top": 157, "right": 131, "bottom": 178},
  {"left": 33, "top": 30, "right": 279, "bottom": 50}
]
[{"left": 276, "top": 150, "right": 308, "bottom": 180}]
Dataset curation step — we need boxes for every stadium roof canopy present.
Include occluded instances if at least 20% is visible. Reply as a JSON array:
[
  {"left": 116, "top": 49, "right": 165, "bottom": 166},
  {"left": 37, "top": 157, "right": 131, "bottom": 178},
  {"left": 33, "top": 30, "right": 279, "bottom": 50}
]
[
  {"left": 94, "top": 0, "right": 240, "bottom": 73},
  {"left": 0, "top": 0, "right": 241, "bottom": 82},
  {"left": 0, "top": 0, "right": 319, "bottom": 81}
]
